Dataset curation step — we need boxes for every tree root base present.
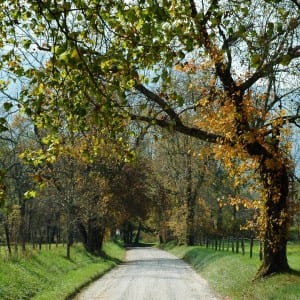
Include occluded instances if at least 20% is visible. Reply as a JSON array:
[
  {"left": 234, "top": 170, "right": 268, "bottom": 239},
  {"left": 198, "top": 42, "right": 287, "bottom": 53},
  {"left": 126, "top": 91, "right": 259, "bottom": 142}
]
[{"left": 255, "top": 263, "right": 291, "bottom": 280}]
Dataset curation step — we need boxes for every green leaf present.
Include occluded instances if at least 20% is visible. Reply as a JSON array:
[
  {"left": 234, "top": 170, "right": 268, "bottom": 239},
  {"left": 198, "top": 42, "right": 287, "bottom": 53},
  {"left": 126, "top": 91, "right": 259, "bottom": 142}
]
[
  {"left": 241, "top": 7, "right": 249, "bottom": 16},
  {"left": 250, "top": 54, "right": 261, "bottom": 68},
  {"left": 276, "top": 22, "right": 283, "bottom": 34},
  {"left": 3, "top": 102, "right": 13, "bottom": 111},
  {"left": 0, "top": 124, "right": 8, "bottom": 132},
  {"left": 51, "top": 45, "right": 66, "bottom": 55},
  {"left": 22, "top": 39, "right": 32, "bottom": 49},
  {"left": 267, "top": 22, "right": 274, "bottom": 31},
  {"left": 58, "top": 51, "right": 71, "bottom": 63},
  {"left": 24, "top": 190, "right": 37, "bottom": 199},
  {"left": 62, "top": 1, "right": 71, "bottom": 10},
  {"left": 185, "top": 38, "right": 194, "bottom": 52},
  {"left": 279, "top": 55, "right": 292, "bottom": 66},
  {"left": 126, "top": 79, "right": 135, "bottom": 88},
  {"left": 177, "top": 95, "right": 184, "bottom": 107},
  {"left": 152, "top": 76, "right": 160, "bottom": 83},
  {"left": 211, "top": 16, "right": 220, "bottom": 27},
  {"left": 238, "top": 24, "right": 247, "bottom": 34},
  {"left": 0, "top": 117, "right": 6, "bottom": 124},
  {"left": 161, "top": 69, "right": 168, "bottom": 80}
]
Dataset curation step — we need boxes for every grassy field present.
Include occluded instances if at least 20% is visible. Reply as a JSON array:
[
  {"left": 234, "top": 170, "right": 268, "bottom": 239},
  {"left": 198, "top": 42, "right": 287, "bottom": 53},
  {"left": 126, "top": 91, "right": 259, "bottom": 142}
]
[
  {"left": 0, "top": 241, "right": 125, "bottom": 300},
  {"left": 164, "top": 241, "right": 300, "bottom": 300}
]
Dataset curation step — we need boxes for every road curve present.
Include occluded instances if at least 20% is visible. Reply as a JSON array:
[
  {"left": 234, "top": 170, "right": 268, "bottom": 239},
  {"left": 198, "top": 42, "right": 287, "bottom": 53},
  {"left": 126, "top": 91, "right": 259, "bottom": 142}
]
[{"left": 74, "top": 247, "right": 221, "bottom": 300}]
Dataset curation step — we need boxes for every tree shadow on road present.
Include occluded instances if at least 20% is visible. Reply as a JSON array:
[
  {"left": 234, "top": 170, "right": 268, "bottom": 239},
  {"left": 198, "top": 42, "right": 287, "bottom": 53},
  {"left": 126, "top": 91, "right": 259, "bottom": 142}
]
[{"left": 124, "top": 242, "right": 156, "bottom": 248}]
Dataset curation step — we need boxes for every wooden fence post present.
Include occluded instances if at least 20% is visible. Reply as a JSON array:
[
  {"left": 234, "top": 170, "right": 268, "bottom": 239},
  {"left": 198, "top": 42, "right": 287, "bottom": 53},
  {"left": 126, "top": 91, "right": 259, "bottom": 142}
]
[
  {"left": 250, "top": 237, "right": 253, "bottom": 258},
  {"left": 235, "top": 237, "right": 239, "bottom": 253},
  {"left": 241, "top": 238, "right": 245, "bottom": 255}
]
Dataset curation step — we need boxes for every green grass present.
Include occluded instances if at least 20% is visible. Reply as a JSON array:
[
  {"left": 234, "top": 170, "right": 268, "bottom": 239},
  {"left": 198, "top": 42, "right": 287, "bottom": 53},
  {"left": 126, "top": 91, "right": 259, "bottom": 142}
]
[
  {"left": 0, "top": 241, "right": 125, "bottom": 300},
  {"left": 164, "top": 241, "right": 300, "bottom": 300}
]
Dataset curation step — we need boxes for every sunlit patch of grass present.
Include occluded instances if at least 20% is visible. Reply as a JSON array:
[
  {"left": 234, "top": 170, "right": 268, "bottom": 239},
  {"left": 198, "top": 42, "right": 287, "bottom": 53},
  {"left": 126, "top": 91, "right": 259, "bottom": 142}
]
[
  {"left": 0, "top": 241, "right": 125, "bottom": 300},
  {"left": 165, "top": 242, "right": 300, "bottom": 300}
]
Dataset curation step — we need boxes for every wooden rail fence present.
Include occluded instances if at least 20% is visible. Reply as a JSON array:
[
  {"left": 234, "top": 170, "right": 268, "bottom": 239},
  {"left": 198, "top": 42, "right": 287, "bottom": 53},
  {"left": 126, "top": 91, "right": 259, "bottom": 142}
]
[{"left": 197, "top": 237, "right": 263, "bottom": 260}]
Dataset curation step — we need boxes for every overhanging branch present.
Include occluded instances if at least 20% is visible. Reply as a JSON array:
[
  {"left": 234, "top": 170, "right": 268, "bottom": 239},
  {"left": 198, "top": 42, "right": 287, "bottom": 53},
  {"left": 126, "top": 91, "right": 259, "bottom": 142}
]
[
  {"left": 135, "top": 84, "right": 183, "bottom": 125},
  {"left": 130, "top": 114, "right": 223, "bottom": 144},
  {"left": 241, "top": 45, "right": 300, "bottom": 91}
]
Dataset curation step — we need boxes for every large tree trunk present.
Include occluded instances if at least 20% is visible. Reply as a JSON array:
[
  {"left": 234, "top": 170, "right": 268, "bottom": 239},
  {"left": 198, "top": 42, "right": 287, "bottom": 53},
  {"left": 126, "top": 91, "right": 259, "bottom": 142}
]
[
  {"left": 123, "top": 221, "right": 134, "bottom": 245},
  {"left": 77, "top": 219, "right": 105, "bottom": 254},
  {"left": 86, "top": 223, "right": 105, "bottom": 254},
  {"left": 256, "top": 156, "right": 291, "bottom": 278},
  {"left": 134, "top": 222, "right": 142, "bottom": 244}
]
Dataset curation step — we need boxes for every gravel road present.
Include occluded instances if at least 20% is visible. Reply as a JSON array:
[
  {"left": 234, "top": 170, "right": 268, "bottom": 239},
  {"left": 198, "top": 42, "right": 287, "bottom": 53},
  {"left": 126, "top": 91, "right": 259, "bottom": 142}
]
[{"left": 74, "top": 247, "right": 221, "bottom": 300}]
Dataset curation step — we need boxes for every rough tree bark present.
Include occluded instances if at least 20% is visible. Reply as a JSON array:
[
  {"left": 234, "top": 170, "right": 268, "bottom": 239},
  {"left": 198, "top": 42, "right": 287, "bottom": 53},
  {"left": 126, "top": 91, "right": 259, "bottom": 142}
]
[{"left": 256, "top": 156, "right": 290, "bottom": 277}]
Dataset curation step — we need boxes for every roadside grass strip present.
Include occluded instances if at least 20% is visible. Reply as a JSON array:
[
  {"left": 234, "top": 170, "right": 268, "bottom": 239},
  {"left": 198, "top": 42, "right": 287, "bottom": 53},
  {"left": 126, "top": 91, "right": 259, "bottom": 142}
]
[
  {"left": 166, "top": 242, "right": 300, "bottom": 300},
  {"left": 0, "top": 241, "right": 125, "bottom": 300}
]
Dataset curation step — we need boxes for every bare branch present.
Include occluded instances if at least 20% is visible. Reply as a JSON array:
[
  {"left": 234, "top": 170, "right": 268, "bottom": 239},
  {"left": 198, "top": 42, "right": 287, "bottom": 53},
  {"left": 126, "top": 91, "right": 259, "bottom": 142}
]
[{"left": 241, "top": 46, "right": 300, "bottom": 91}]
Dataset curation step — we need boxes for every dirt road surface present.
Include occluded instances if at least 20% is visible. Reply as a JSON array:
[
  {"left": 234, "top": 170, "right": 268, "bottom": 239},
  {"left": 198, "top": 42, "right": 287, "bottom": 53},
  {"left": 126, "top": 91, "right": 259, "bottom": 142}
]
[{"left": 74, "top": 247, "right": 221, "bottom": 300}]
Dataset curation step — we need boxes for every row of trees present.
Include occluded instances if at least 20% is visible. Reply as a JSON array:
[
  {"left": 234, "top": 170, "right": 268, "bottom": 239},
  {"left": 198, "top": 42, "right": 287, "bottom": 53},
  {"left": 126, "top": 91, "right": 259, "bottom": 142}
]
[
  {"left": 0, "top": 111, "right": 264, "bottom": 259},
  {"left": 0, "top": 117, "right": 155, "bottom": 257},
  {"left": 148, "top": 129, "right": 264, "bottom": 244},
  {"left": 0, "top": 108, "right": 299, "bottom": 275}
]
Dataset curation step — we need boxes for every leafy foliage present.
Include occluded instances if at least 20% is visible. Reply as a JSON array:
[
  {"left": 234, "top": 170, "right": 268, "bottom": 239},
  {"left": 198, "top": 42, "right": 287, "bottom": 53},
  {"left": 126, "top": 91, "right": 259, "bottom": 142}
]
[{"left": 0, "top": 0, "right": 300, "bottom": 277}]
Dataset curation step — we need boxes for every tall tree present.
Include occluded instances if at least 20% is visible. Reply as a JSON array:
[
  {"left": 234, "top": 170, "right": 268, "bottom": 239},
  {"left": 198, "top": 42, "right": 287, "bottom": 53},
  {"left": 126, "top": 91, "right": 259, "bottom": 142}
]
[
  {"left": 0, "top": 115, "right": 37, "bottom": 253},
  {"left": 1, "top": 0, "right": 300, "bottom": 277},
  {"left": 152, "top": 131, "right": 207, "bottom": 245}
]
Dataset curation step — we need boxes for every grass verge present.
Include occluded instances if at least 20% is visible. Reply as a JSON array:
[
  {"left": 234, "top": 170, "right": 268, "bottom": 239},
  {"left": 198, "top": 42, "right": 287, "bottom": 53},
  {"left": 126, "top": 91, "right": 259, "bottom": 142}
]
[
  {"left": 0, "top": 240, "right": 125, "bottom": 300},
  {"left": 163, "top": 241, "right": 300, "bottom": 300}
]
